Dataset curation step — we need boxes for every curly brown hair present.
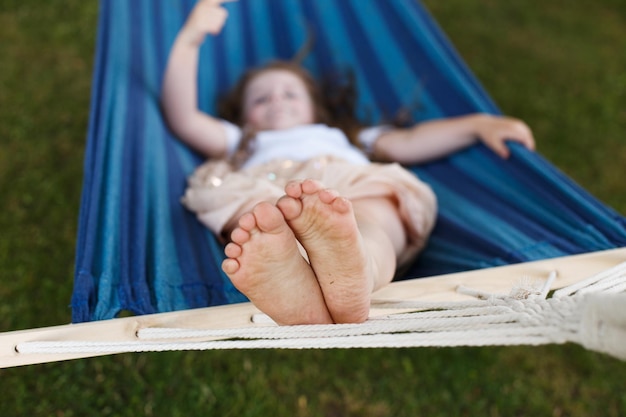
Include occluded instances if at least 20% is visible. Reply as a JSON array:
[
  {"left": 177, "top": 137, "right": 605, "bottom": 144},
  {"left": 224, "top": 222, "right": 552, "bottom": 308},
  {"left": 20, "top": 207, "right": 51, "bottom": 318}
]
[{"left": 217, "top": 61, "right": 363, "bottom": 166}]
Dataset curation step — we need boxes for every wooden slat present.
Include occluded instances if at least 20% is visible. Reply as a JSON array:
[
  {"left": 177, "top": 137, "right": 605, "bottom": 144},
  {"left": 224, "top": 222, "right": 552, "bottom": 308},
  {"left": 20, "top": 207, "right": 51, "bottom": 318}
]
[
  {"left": 372, "top": 247, "right": 626, "bottom": 303},
  {"left": 1, "top": 248, "right": 625, "bottom": 368}
]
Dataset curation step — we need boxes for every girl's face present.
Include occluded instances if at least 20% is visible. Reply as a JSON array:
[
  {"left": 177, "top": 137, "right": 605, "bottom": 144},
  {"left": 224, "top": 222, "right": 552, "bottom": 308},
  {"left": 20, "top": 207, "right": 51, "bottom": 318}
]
[{"left": 242, "top": 69, "right": 315, "bottom": 131}]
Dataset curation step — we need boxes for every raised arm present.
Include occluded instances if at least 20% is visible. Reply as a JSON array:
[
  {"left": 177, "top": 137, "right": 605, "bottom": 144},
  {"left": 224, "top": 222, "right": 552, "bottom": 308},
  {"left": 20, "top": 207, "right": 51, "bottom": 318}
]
[
  {"left": 161, "top": 0, "right": 234, "bottom": 158},
  {"left": 371, "top": 113, "right": 535, "bottom": 164}
]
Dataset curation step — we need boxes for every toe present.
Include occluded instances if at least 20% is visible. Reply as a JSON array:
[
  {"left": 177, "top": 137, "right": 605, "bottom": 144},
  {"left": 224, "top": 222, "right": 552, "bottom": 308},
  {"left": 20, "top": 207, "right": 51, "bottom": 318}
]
[
  {"left": 237, "top": 212, "right": 257, "bottom": 232},
  {"left": 276, "top": 195, "right": 303, "bottom": 221},
  {"left": 318, "top": 188, "right": 340, "bottom": 205},
  {"left": 284, "top": 180, "right": 304, "bottom": 198},
  {"left": 330, "top": 195, "right": 352, "bottom": 214},
  {"left": 221, "top": 258, "right": 240, "bottom": 275},
  {"left": 230, "top": 227, "right": 251, "bottom": 245},
  {"left": 301, "top": 179, "right": 324, "bottom": 194},
  {"left": 253, "top": 202, "right": 289, "bottom": 233},
  {"left": 224, "top": 241, "right": 243, "bottom": 258}
]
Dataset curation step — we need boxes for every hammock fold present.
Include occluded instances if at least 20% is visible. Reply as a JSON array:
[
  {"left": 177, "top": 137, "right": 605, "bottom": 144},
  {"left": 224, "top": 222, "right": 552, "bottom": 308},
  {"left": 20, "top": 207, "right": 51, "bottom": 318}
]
[{"left": 71, "top": 0, "right": 626, "bottom": 323}]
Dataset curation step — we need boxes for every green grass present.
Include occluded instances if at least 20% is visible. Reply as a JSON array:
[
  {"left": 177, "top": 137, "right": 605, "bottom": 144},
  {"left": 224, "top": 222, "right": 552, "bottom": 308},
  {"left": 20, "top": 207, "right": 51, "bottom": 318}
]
[{"left": 1, "top": 1, "right": 625, "bottom": 416}]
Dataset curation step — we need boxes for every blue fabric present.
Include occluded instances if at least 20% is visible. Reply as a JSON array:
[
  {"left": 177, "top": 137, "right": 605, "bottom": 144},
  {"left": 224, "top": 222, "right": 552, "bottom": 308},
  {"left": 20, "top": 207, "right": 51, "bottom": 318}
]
[{"left": 71, "top": 0, "right": 626, "bottom": 322}]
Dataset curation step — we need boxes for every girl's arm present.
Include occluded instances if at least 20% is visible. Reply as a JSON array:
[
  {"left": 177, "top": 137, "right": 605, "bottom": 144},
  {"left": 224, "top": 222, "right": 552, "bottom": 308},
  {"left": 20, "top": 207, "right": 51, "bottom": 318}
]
[
  {"left": 161, "top": 0, "right": 232, "bottom": 158},
  {"left": 371, "top": 113, "right": 535, "bottom": 164}
]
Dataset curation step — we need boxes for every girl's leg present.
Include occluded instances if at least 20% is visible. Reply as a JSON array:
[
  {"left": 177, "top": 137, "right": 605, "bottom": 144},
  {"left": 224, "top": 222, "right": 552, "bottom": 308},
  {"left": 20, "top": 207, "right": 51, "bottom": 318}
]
[
  {"left": 278, "top": 179, "right": 406, "bottom": 323},
  {"left": 351, "top": 197, "right": 406, "bottom": 287},
  {"left": 222, "top": 201, "right": 333, "bottom": 325}
]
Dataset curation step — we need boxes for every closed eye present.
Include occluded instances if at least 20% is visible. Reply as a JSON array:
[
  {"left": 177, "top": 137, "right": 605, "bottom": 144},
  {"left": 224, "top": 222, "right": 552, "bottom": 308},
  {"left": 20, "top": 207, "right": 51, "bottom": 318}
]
[
  {"left": 284, "top": 90, "right": 299, "bottom": 99},
  {"left": 252, "top": 95, "right": 269, "bottom": 105}
]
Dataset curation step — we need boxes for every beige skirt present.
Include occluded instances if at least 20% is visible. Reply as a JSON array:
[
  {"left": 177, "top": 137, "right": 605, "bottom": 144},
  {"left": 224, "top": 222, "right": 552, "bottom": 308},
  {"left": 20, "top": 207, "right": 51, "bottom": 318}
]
[{"left": 182, "top": 156, "right": 437, "bottom": 266}]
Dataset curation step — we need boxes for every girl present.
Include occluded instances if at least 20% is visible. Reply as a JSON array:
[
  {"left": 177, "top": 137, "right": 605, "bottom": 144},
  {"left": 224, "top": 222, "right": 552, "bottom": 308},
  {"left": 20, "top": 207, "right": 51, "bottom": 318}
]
[{"left": 161, "top": 0, "right": 535, "bottom": 325}]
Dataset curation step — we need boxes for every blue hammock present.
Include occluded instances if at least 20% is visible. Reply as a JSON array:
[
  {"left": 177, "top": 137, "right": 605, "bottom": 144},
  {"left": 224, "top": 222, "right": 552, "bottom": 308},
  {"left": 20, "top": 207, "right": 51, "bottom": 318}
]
[{"left": 71, "top": 0, "right": 626, "bottom": 323}]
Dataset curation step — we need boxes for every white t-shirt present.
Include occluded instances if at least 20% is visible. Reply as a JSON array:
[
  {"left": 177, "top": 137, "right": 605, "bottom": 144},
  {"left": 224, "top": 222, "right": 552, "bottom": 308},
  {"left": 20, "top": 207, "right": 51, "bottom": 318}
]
[{"left": 220, "top": 121, "right": 389, "bottom": 169}]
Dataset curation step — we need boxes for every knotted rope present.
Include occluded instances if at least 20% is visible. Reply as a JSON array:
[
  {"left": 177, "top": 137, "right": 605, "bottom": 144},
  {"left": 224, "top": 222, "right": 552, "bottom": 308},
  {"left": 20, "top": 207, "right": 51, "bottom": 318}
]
[{"left": 16, "top": 261, "right": 626, "bottom": 360}]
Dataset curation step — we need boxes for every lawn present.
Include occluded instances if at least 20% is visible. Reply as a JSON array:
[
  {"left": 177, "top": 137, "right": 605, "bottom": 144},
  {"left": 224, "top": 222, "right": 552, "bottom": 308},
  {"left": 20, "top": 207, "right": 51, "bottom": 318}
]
[{"left": 1, "top": 1, "right": 625, "bottom": 416}]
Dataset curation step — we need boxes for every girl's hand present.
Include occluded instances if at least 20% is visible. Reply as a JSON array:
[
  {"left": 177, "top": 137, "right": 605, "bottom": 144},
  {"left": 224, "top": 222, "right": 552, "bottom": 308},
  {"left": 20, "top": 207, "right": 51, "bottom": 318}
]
[
  {"left": 182, "top": 0, "right": 232, "bottom": 45},
  {"left": 372, "top": 113, "right": 535, "bottom": 164},
  {"left": 472, "top": 114, "right": 535, "bottom": 158}
]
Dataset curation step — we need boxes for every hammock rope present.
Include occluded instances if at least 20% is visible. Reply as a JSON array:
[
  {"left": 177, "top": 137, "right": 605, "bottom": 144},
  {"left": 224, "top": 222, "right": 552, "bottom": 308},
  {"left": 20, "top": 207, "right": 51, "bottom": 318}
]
[{"left": 16, "top": 262, "right": 626, "bottom": 360}]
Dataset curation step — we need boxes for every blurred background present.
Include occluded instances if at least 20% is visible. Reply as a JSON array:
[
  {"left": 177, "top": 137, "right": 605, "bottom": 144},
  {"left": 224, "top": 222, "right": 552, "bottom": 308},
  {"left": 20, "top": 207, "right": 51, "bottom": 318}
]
[{"left": 1, "top": 1, "right": 625, "bottom": 415}]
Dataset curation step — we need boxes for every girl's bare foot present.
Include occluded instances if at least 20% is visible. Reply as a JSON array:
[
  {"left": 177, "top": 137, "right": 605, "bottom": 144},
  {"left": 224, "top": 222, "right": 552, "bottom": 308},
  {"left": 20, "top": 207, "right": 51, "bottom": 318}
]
[
  {"left": 277, "top": 179, "right": 377, "bottom": 323},
  {"left": 222, "top": 202, "right": 333, "bottom": 325}
]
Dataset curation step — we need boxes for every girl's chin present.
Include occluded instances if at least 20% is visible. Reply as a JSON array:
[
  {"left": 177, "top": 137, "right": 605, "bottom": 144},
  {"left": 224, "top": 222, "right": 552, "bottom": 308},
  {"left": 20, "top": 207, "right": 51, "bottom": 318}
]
[{"left": 266, "top": 121, "right": 305, "bottom": 130}]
